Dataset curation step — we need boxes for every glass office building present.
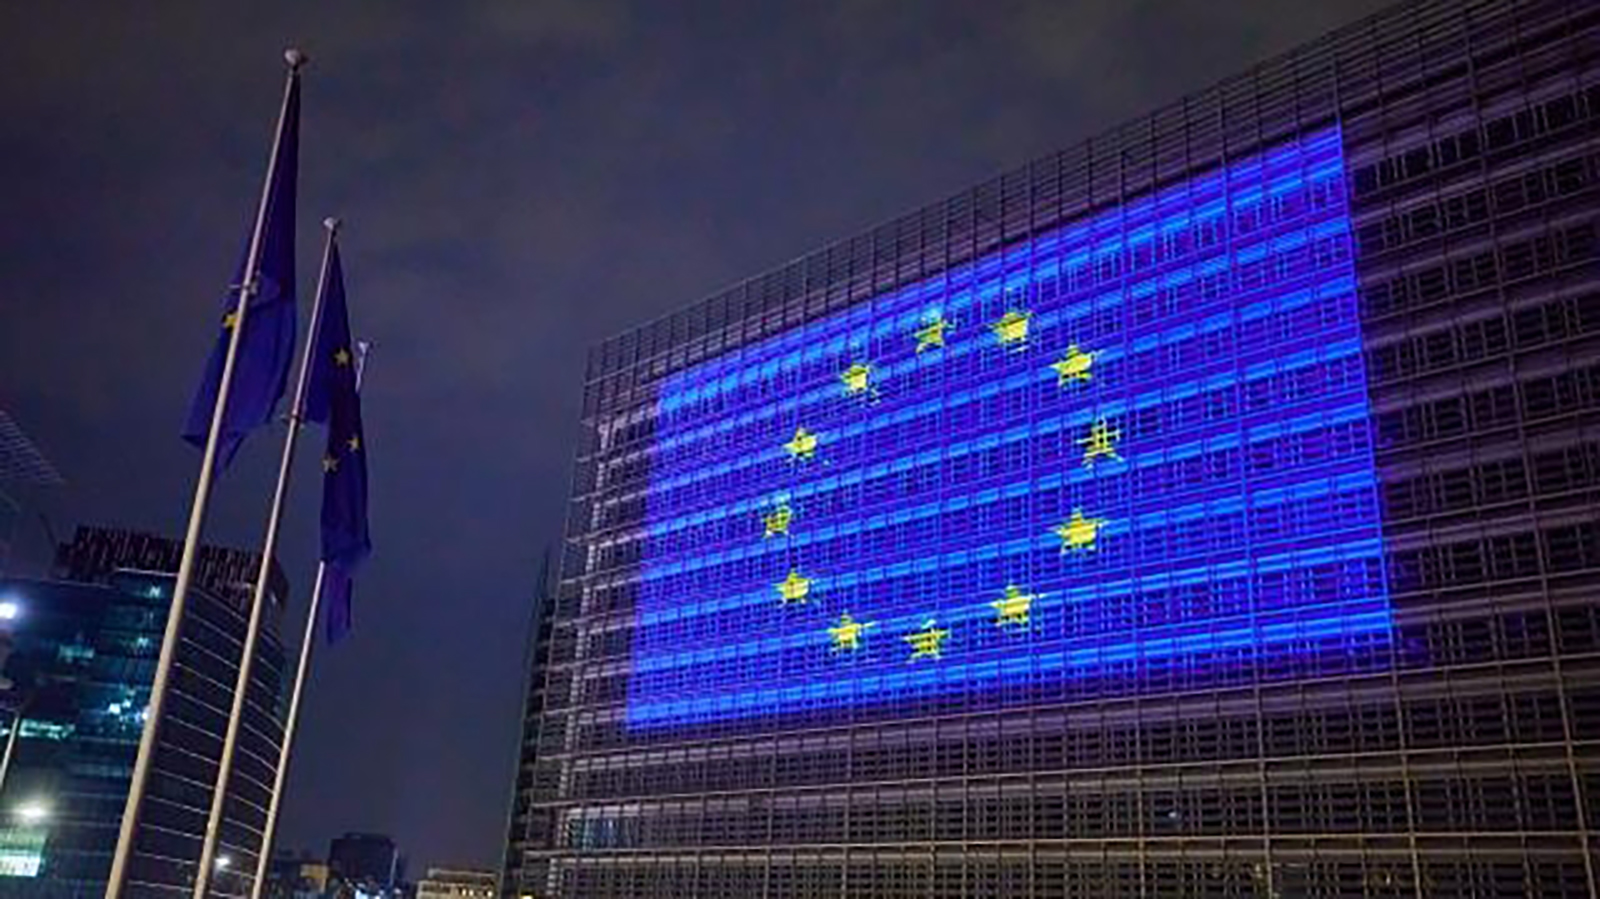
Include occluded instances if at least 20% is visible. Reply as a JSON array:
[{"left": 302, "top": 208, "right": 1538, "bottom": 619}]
[
  {"left": 506, "top": 0, "right": 1600, "bottom": 894},
  {"left": 0, "top": 527, "right": 287, "bottom": 899}
]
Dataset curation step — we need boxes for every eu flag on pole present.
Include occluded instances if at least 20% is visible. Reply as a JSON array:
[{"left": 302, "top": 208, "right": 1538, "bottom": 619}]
[
  {"left": 305, "top": 240, "right": 370, "bottom": 642},
  {"left": 181, "top": 74, "right": 301, "bottom": 468}
]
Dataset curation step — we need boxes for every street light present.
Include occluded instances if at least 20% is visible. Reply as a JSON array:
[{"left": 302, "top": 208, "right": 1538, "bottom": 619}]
[
  {"left": 215, "top": 855, "right": 232, "bottom": 870},
  {"left": 14, "top": 800, "right": 49, "bottom": 824},
  {"left": 0, "top": 600, "right": 19, "bottom": 621}
]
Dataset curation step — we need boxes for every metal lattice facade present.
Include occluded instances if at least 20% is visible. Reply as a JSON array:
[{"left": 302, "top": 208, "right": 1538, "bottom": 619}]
[{"left": 504, "top": 0, "right": 1600, "bottom": 895}]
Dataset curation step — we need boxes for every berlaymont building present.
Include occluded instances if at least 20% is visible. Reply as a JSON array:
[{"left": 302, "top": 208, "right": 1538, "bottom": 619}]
[{"left": 501, "top": 0, "right": 1600, "bottom": 895}]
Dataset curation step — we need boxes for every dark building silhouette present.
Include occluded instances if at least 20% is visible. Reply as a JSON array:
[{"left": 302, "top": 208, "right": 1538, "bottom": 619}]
[
  {"left": 261, "top": 849, "right": 330, "bottom": 899},
  {"left": 498, "top": 555, "right": 557, "bottom": 899},
  {"left": 327, "top": 832, "right": 403, "bottom": 897},
  {"left": 0, "top": 526, "right": 287, "bottom": 898},
  {"left": 0, "top": 410, "right": 64, "bottom": 576},
  {"left": 514, "top": 0, "right": 1600, "bottom": 896}
]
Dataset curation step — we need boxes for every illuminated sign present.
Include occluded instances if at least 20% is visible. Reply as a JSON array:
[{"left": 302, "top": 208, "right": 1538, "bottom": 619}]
[{"left": 626, "top": 126, "right": 1390, "bottom": 730}]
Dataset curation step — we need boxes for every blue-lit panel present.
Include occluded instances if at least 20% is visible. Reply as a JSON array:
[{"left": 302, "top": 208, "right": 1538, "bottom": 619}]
[{"left": 626, "top": 126, "right": 1390, "bottom": 730}]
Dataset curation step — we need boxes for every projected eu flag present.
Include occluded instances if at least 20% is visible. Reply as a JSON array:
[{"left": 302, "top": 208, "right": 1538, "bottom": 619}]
[{"left": 626, "top": 126, "right": 1391, "bottom": 730}]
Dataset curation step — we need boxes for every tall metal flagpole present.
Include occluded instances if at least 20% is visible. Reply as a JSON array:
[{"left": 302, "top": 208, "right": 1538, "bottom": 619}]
[
  {"left": 247, "top": 563, "right": 323, "bottom": 899},
  {"left": 245, "top": 222, "right": 352, "bottom": 899},
  {"left": 104, "top": 48, "right": 307, "bottom": 899},
  {"left": 193, "top": 218, "right": 339, "bottom": 899},
  {"left": 0, "top": 700, "right": 24, "bottom": 798}
]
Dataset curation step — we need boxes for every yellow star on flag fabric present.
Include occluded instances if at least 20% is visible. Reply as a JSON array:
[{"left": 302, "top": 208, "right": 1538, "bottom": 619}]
[
  {"left": 840, "top": 363, "right": 872, "bottom": 396},
  {"left": 1055, "top": 509, "right": 1106, "bottom": 551},
  {"left": 763, "top": 503, "right": 793, "bottom": 538},
  {"left": 784, "top": 427, "right": 819, "bottom": 461},
  {"left": 334, "top": 347, "right": 353, "bottom": 367},
  {"left": 991, "top": 585, "right": 1037, "bottom": 627},
  {"left": 321, "top": 454, "right": 339, "bottom": 473},
  {"left": 1078, "top": 418, "right": 1121, "bottom": 467},
  {"left": 914, "top": 317, "right": 948, "bottom": 353},
  {"left": 992, "top": 310, "right": 1030, "bottom": 346},
  {"left": 905, "top": 619, "right": 950, "bottom": 661},
  {"left": 1051, "top": 344, "right": 1097, "bottom": 386},
  {"left": 222, "top": 311, "right": 240, "bottom": 331},
  {"left": 776, "top": 570, "right": 812, "bottom": 604},
  {"left": 828, "top": 613, "right": 874, "bottom": 652}
]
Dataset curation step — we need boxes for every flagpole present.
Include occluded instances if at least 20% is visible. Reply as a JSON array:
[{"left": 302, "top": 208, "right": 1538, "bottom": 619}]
[
  {"left": 244, "top": 220, "right": 351, "bottom": 899},
  {"left": 193, "top": 218, "right": 338, "bottom": 899},
  {"left": 247, "top": 561, "right": 324, "bottom": 899},
  {"left": 104, "top": 48, "right": 306, "bottom": 899}
]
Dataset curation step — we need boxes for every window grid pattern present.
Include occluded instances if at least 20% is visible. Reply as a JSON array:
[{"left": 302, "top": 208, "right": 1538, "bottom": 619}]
[
  {"left": 503, "top": 0, "right": 1600, "bottom": 896},
  {"left": 625, "top": 126, "right": 1391, "bottom": 732}
]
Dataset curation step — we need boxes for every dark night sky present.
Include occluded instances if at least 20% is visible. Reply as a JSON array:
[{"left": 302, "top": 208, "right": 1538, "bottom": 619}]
[{"left": 0, "top": 0, "right": 1390, "bottom": 872}]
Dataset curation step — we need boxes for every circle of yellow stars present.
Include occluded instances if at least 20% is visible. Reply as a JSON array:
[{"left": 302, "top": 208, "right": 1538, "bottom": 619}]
[{"left": 755, "top": 315, "right": 1120, "bottom": 663}]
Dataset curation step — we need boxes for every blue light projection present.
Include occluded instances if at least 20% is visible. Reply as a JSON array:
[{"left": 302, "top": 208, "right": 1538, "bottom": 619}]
[{"left": 625, "top": 126, "right": 1391, "bottom": 730}]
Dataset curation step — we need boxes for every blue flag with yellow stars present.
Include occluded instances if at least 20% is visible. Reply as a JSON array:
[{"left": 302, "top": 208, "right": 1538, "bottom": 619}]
[
  {"left": 181, "top": 73, "right": 300, "bottom": 469},
  {"left": 305, "top": 240, "right": 370, "bottom": 643}
]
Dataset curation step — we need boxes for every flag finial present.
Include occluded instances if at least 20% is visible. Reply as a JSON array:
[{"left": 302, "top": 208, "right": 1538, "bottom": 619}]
[
  {"left": 323, "top": 216, "right": 342, "bottom": 233},
  {"left": 285, "top": 48, "right": 309, "bottom": 70}
]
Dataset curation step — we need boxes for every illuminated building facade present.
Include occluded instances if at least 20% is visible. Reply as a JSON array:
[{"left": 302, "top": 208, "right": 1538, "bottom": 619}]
[
  {"left": 0, "top": 527, "right": 287, "bottom": 899},
  {"left": 416, "top": 868, "right": 498, "bottom": 899},
  {"left": 512, "top": 0, "right": 1600, "bottom": 894}
]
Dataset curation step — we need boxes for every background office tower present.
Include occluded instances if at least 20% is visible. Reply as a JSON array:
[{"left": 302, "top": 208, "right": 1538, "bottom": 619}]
[
  {"left": 0, "top": 410, "right": 64, "bottom": 576},
  {"left": 508, "top": 0, "right": 1600, "bottom": 895},
  {"left": 498, "top": 555, "right": 557, "bottom": 899},
  {"left": 327, "top": 832, "right": 406, "bottom": 898},
  {"left": 0, "top": 526, "right": 288, "bottom": 898},
  {"left": 263, "top": 850, "right": 331, "bottom": 899},
  {"left": 415, "top": 868, "right": 496, "bottom": 899}
]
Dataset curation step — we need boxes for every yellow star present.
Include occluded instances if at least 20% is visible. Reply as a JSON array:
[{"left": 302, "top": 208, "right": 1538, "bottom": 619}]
[
  {"left": 775, "top": 570, "right": 812, "bottom": 604},
  {"left": 905, "top": 619, "right": 950, "bottom": 661},
  {"left": 334, "top": 347, "right": 352, "bottom": 367},
  {"left": 840, "top": 363, "right": 872, "bottom": 396},
  {"left": 762, "top": 503, "right": 793, "bottom": 538},
  {"left": 783, "top": 427, "right": 819, "bottom": 461},
  {"left": 1050, "top": 344, "right": 1097, "bottom": 386},
  {"left": 991, "top": 585, "right": 1037, "bottom": 627},
  {"left": 321, "top": 455, "right": 339, "bottom": 473},
  {"left": 1055, "top": 509, "right": 1106, "bottom": 551},
  {"left": 914, "top": 317, "right": 948, "bottom": 353},
  {"left": 1078, "top": 417, "right": 1121, "bottom": 467},
  {"left": 827, "top": 613, "right": 874, "bottom": 652},
  {"left": 992, "top": 310, "right": 1030, "bottom": 346},
  {"left": 347, "top": 434, "right": 362, "bottom": 453},
  {"left": 222, "top": 311, "right": 240, "bottom": 331}
]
